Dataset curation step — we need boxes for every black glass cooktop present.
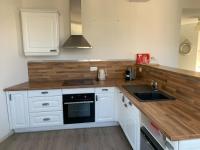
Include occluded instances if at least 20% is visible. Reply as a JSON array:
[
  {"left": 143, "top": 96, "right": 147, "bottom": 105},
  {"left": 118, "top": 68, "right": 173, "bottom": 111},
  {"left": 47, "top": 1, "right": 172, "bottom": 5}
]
[{"left": 63, "top": 79, "right": 95, "bottom": 86}]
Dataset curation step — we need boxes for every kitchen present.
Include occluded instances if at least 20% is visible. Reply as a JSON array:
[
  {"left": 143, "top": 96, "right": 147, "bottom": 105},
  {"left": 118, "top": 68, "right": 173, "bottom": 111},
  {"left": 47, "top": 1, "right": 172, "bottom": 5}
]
[{"left": 1, "top": 0, "right": 200, "bottom": 150}]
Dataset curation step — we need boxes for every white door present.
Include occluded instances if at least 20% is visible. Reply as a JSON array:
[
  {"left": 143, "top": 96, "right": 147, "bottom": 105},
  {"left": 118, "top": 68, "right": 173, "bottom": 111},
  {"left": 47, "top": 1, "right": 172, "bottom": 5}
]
[
  {"left": 9, "top": 91, "right": 29, "bottom": 129},
  {"left": 21, "top": 10, "right": 59, "bottom": 56},
  {"left": 95, "top": 94, "right": 114, "bottom": 122}
]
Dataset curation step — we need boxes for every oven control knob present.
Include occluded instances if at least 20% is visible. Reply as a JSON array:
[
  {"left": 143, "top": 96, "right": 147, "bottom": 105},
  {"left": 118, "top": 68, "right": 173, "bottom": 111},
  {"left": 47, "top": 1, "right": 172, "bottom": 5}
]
[
  {"left": 71, "top": 96, "right": 74, "bottom": 99},
  {"left": 84, "top": 96, "right": 87, "bottom": 99}
]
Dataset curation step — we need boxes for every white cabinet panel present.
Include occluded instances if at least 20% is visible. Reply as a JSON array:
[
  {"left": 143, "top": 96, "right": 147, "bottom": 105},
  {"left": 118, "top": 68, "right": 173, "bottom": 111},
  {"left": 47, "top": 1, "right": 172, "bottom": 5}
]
[
  {"left": 21, "top": 10, "right": 59, "bottom": 56},
  {"left": 30, "top": 111, "right": 63, "bottom": 127},
  {"left": 126, "top": 99, "right": 140, "bottom": 150},
  {"left": 8, "top": 91, "right": 29, "bottom": 129},
  {"left": 95, "top": 93, "right": 114, "bottom": 122},
  {"left": 28, "top": 96, "right": 62, "bottom": 113},
  {"left": 117, "top": 93, "right": 140, "bottom": 150},
  {"left": 179, "top": 139, "right": 200, "bottom": 150},
  {"left": 28, "top": 89, "right": 62, "bottom": 97},
  {"left": 95, "top": 87, "right": 115, "bottom": 93},
  {"left": 62, "top": 88, "right": 95, "bottom": 94}
]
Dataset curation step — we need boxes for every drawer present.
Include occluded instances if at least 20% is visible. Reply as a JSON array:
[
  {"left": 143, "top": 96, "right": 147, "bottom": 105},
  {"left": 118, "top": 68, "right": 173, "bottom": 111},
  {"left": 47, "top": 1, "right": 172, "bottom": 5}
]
[
  {"left": 28, "top": 89, "right": 62, "bottom": 97},
  {"left": 30, "top": 111, "right": 63, "bottom": 127},
  {"left": 28, "top": 96, "right": 62, "bottom": 113},
  {"left": 95, "top": 87, "right": 115, "bottom": 93}
]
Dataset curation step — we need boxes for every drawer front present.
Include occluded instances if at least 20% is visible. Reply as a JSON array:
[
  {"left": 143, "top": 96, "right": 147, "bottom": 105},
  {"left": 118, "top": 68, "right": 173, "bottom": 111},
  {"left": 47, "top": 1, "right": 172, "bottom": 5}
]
[
  {"left": 29, "top": 96, "right": 62, "bottom": 113},
  {"left": 28, "top": 89, "right": 62, "bottom": 97},
  {"left": 30, "top": 111, "right": 63, "bottom": 127},
  {"left": 95, "top": 87, "right": 115, "bottom": 93}
]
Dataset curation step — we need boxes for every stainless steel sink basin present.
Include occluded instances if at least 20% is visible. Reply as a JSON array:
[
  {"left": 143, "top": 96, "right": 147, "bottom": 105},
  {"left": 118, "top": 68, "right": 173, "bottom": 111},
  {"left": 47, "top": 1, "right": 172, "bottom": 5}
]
[{"left": 123, "top": 85, "right": 175, "bottom": 102}]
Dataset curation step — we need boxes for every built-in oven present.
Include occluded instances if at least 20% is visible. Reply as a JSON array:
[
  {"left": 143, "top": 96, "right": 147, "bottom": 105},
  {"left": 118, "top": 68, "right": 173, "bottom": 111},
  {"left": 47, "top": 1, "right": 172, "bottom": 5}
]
[{"left": 63, "top": 93, "right": 95, "bottom": 124}]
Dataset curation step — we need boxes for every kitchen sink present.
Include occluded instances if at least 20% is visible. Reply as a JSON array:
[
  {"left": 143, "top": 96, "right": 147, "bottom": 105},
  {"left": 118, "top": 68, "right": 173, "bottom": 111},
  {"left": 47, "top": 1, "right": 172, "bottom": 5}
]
[
  {"left": 123, "top": 85, "right": 175, "bottom": 102},
  {"left": 134, "top": 91, "right": 175, "bottom": 101}
]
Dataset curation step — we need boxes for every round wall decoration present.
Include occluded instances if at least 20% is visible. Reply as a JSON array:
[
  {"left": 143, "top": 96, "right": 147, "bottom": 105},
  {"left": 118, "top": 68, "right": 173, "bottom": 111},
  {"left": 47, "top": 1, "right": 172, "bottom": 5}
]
[{"left": 179, "top": 40, "right": 192, "bottom": 55}]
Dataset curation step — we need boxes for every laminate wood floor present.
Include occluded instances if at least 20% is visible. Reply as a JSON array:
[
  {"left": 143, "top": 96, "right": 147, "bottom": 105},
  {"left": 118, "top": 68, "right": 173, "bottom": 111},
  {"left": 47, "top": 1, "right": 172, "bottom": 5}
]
[{"left": 0, "top": 126, "right": 132, "bottom": 150}]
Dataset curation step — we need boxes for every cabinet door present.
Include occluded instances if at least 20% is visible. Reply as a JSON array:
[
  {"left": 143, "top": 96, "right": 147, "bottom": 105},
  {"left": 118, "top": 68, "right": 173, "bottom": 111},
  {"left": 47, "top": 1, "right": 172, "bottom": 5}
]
[
  {"left": 127, "top": 104, "right": 137, "bottom": 150},
  {"left": 95, "top": 94, "right": 114, "bottom": 122},
  {"left": 21, "top": 10, "right": 59, "bottom": 56},
  {"left": 9, "top": 91, "right": 29, "bottom": 129},
  {"left": 117, "top": 93, "right": 124, "bottom": 126},
  {"left": 126, "top": 99, "right": 140, "bottom": 150}
]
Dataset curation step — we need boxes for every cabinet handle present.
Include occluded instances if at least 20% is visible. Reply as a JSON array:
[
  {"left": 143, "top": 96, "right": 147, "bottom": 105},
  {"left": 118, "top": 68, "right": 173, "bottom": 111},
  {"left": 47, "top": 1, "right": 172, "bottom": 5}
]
[
  {"left": 96, "top": 95, "right": 98, "bottom": 101},
  {"left": 41, "top": 91, "right": 48, "bottom": 94},
  {"left": 9, "top": 94, "right": 12, "bottom": 101},
  {"left": 122, "top": 96, "right": 125, "bottom": 103},
  {"left": 43, "top": 118, "right": 50, "bottom": 122},
  {"left": 50, "top": 49, "right": 57, "bottom": 52},
  {"left": 129, "top": 101, "right": 132, "bottom": 106},
  {"left": 102, "top": 89, "right": 108, "bottom": 91},
  {"left": 42, "top": 103, "right": 50, "bottom": 106},
  {"left": 124, "top": 104, "right": 128, "bottom": 108}
]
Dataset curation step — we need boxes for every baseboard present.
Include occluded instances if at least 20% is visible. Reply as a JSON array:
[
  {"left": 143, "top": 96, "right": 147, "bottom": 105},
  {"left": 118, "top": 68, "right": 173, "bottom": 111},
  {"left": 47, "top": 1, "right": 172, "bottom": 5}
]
[
  {"left": 14, "top": 121, "right": 119, "bottom": 133},
  {"left": 0, "top": 130, "right": 14, "bottom": 143}
]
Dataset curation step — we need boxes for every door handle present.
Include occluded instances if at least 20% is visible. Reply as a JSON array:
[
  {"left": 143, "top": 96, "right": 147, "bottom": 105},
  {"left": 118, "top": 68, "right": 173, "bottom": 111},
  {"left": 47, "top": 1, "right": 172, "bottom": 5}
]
[
  {"left": 102, "top": 89, "right": 108, "bottom": 91},
  {"left": 42, "top": 103, "right": 50, "bottom": 106},
  {"left": 41, "top": 91, "right": 48, "bottom": 94},
  {"left": 50, "top": 49, "right": 57, "bottom": 52},
  {"left": 43, "top": 118, "right": 50, "bottom": 122},
  {"left": 96, "top": 95, "right": 98, "bottom": 101},
  {"left": 122, "top": 96, "right": 125, "bottom": 102},
  {"left": 124, "top": 104, "right": 128, "bottom": 108}
]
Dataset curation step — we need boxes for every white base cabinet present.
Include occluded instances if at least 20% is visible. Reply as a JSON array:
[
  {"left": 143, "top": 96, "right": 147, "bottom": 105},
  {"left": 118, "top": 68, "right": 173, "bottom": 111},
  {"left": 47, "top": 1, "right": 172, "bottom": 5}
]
[
  {"left": 117, "top": 92, "right": 140, "bottom": 150},
  {"left": 95, "top": 87, "right": 115, "bottom": 122},
  {"left": 7, "top": 91, "right": 29, "bottom": 129}
]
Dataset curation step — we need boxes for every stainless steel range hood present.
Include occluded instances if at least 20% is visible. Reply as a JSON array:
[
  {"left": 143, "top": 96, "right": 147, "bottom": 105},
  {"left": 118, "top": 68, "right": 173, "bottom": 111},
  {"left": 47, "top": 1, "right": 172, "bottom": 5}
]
[{"left": 63, "top": 0, "right": 92, "bottom": 49}]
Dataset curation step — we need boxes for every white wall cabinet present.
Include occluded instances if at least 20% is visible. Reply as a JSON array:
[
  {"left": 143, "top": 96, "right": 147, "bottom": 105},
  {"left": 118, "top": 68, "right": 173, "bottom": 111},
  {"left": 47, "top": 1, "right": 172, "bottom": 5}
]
[
  {"left": 95, "top": 87, "right": 115, "bottom": 122},
  {"left": 21, "top": 10, "right": 59, "bottom": 56},
  {"left": 7, "top": 91, "right": 29, "bottom": 129}
]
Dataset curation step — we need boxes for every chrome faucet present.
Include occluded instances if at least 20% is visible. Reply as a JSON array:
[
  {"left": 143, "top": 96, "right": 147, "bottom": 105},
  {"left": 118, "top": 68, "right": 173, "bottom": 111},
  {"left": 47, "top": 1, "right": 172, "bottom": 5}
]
[{"left": 151, "top": 80, "right": 158, "bottom": 91}]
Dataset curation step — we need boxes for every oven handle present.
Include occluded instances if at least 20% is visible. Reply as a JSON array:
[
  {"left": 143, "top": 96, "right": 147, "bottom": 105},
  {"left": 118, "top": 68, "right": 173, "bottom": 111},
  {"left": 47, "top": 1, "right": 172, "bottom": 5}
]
[{"left": 63, "top": 101, "right": 94, "bottom": 105}]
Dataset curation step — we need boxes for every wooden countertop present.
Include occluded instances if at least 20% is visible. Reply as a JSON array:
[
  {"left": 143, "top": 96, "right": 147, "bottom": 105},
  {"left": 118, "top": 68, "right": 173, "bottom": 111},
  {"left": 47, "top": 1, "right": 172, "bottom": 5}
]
[{"left": 4, "top": 79, "right": 200, "bottom": 141}]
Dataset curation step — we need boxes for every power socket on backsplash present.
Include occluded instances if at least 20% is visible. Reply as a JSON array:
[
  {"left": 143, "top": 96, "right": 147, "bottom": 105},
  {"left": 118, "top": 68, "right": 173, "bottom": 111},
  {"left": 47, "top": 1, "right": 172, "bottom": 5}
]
[
  {"left": 90, "top": 66, "right": 98, "bottom": 71},
  {"left": 139, "top": 67, "right": 142, "bottom": 72}
]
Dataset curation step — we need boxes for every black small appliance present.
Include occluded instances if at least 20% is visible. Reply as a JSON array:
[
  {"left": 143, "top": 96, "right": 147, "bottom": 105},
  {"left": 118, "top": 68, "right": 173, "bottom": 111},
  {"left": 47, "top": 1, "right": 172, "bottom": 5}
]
[{"left": 125, "top": 67, "right": 136, "bottom": 81}]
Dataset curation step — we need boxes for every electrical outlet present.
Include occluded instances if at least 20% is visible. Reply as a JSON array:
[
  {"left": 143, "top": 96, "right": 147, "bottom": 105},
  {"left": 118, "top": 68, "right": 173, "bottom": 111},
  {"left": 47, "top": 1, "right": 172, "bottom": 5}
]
[
  {"left": 90, "top": 66, "right": 98, "bottom": 71},
  {"left": 139, "top": 67, "right": 142, "bottom": 72}
]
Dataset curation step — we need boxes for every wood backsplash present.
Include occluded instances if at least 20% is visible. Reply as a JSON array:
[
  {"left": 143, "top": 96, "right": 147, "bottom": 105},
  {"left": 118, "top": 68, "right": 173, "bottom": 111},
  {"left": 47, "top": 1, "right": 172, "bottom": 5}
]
[
  {"left": 137, "top": 65, "right": 200, "bottom": 104},
  {"left": 28, "top": 60, "right": 135, "bottom": 82}
]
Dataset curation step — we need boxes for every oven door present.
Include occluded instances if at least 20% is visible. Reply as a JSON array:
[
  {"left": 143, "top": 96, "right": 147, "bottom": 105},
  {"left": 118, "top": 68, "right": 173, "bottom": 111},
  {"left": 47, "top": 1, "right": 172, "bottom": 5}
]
[
  {"left": 140, "top": 127, "right": 164, "bottom": 150},
  {"left": 63, "top": 100, "right": 95, "bottom": 124}
]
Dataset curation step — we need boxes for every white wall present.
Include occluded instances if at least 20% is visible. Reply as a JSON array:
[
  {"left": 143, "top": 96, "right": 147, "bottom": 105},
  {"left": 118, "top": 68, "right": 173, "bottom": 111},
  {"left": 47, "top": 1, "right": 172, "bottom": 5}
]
[
  {"left": 0, "top": 0, "right": 28, "bottom": 142},
  {"left": 181, "top": 0, "right": 200, "bottom": 8},
  {"left": 22, "top": 0, "right": 181, "bottom": 67},
  {"left": 179, "top": 23, "right": 198, "bottom": 71}
]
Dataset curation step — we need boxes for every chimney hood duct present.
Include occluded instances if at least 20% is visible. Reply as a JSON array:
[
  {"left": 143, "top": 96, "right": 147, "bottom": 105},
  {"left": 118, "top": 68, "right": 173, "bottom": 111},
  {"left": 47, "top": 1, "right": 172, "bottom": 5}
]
[{"left": 63, "top": 0, "right": 92, "bottom": 49}]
